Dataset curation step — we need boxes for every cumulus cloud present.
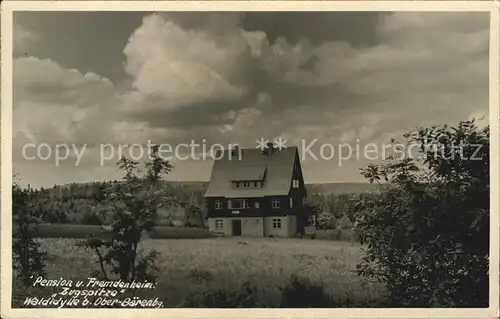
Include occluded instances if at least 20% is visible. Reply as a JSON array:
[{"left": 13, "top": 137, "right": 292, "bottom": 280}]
[
  {"left": 13, "top": 24, "right": 38, "bottom": 55},
  {"left": 13, "top": 56, "right": 120, "bottom": 166},
  {"left": 12, "top": 11, "right": 491, "bottom": 187},
  {"left": 278, "top": 12, "right": 489, "bottom": 144},
  {"left": 122, "top": 15, "right": 251, "bottom": 111},
  {"left": 122, "top": 12, "right": 488, "bottom": 149}
]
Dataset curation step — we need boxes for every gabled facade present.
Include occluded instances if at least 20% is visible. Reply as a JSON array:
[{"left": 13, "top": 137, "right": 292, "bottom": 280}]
[{"left": 204, "top": 145, "right": 315, "bottom": 237}]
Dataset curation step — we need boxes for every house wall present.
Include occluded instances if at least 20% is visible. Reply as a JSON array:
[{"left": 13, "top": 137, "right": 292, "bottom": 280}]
[
  {"left": 288, "top": 215, "right": 297, "bottom": 235},
  {"left": 208, "top": 216, "right": 296, "bottom": 237},
  {"left": 264, "top": 215, "right": 296, "bottom": 237},
  {"left": 206, "top": 195, "right": 292, "bottom": 218},
  {"left": 207, "top": 217, "right": 264, "bottom": 237}
]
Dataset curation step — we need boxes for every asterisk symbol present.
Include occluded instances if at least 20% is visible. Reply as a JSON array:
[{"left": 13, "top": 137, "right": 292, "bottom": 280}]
[
  {"left": 274, "top": 137, "right": 287, "bottom": 150},
  {"left": 256, "top": 137, "right": 270, "bottom": 151}
]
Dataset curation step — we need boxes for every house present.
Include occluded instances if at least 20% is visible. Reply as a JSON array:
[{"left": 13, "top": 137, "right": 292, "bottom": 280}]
[{"left": 204, "top": 143, "right": 316, "bottom": 237}]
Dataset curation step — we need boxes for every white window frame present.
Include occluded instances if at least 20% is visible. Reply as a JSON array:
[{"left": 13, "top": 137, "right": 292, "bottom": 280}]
[
  {"left": 271, "top": 197, "right": 280, "bottom": 209},
  {"left": 242, "top": 199, "right": 250, "bottom": 209},
  {"left": 215, "top": 219, "right": 224, "bottom": 229},
  {"left": 272, "top": 218, "right": 282, "bottom": 229},
  {"left": 255, "top": 201, "right": 260, "bottom": 209},
  {"left": 215, "top": 200, "right": 222, "bottom": 210},
  {"left": 228, "top": 200, "right": 232, "bottom": 209},
  {"left": 290, "top": 197, "right": 293, "bottom": 208},
  {"left": 293, "top": 179, "right": 299, "bottom": 188}
]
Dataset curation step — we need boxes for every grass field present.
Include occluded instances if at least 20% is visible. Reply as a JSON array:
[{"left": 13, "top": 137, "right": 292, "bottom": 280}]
[
  {"left": 32, "top": 223, "right": 215, "bottom": 239},
  {"left": 32, "top": 223, "right": 357, "bottom": 242},
  {"left": 12, "top": 237, "right": 386, "bottom": 308}
]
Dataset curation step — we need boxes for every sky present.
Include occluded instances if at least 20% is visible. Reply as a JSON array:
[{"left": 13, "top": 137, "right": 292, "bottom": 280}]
[{"left": 12, "top": 11, "right": 490, "bottom": 188}]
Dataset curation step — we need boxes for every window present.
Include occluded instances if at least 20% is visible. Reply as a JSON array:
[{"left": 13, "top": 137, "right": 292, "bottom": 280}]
[
  {"left": 215, "top": 219, "right": 224, "bottom": 229},
  {"left": 271, "top": 197, "right": 280, "bottom": 209},
  {"left": 231, "top": 199, "right": 250, "bottom": 209},
  {"left": 256, "top": 219, "right": 261, "bottom": 226},
  {"left": 255, "top": 201, "right": 260, "bottom": 209},
  {"left": 293, "top": 179, "right": 299, "bottom": 188},
  {"left": 272, "top": 218, "right": 282, "bottom": 229},
  {"left": 215, "top": 200, "right": 222, "bottom": 210},
  {"left": 289, "top": 197, "right": 293, "bottom": 208},
  {"left": 234, "top": 181, "right": 261, "bottom": 188},
  {"left": 228, "top": 200, "right": 232, "bottom": 209}
]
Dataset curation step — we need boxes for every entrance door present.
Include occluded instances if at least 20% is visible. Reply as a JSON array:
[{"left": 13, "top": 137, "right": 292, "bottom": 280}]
[{"left": 232, "top": 219, "right": 242, "bottom": 236}]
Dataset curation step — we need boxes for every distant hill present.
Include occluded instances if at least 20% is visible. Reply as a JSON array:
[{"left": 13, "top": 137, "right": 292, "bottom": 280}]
[
  {"left": 49, "top": 181, "right": 378, "bottom": 196},
  {"left": 305, "top": 182, "right": 380, "bottom": 195}
]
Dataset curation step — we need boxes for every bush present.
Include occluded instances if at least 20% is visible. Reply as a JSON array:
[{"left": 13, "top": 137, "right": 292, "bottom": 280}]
[
  {"left": 80, "top": 145, "right": 172, "bottom": 282},
  {"left": 12, "top": 184, "right": 47, "bottom": 288},
  {"left": 81, "top": 211, "right": 102, "bottom": 225},
  {"left": 356, "top": 120, "right": 489, "bottom": 307},
  {"left": 328, "top": 228, "right": 343, "bottom": 241},
  {"left": 182, "top": 282, "right": 257, "bottom": 307},
  {"left": 34, "top": 224, "right": 107, "bottom": 238},
  {"left": 280, "top": 275, "right": 332, "bottom": 307},
  {"left": 338, "top": 216, "right": 354, "bottom": 229},
  {"left": 148, "top": 226, "right": 215, "bottom": 239}
]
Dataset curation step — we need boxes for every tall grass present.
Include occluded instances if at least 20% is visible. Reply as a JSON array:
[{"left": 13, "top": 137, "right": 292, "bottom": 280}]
[
  {"left": 12, "top": 237, "right": 386, "bottom": 308},
  {"left": 32, "top": 223, "right": 215, "bottom": 239}
]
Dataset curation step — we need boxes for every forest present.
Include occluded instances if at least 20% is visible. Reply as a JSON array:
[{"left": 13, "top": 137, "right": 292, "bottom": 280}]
[{"left": 19, "top": 179, "right": 378, "bottom": 232}]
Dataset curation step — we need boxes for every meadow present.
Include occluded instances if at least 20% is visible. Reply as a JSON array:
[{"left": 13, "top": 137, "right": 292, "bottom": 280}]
[
  {"left": 32, "top": 223, "right": 215, "bottom": 239},
  {"left": 12, "top": 237, "right": 386, "bottom": 308}
]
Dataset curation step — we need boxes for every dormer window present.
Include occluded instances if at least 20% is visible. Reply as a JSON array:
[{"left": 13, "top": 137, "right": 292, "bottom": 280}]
[{"left": 233, "top": 180, "right": 262, "bottom": 188}]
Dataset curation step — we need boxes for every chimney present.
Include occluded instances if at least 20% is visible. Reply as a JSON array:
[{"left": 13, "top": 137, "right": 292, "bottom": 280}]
[
  {"left": 214, "top": 149, "right": 222, "bottom": 159},
  {"left": 230, "top": 144, "right": 241, "bottom": 159},
  {"left": 264, "top": 142, "right": 275, "bottom": 156}
]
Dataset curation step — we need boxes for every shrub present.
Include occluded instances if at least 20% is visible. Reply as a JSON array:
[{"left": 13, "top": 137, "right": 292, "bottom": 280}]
[
  {"left": 328, "top": 228, "right": 343, "bottom": 241},
  {"left": 35, "top": 224, "right": 106, "bottom": 238},
  {"left": 12, "top": 184, "right": 47, "bottom": 288},
  {"left": 338, "top": 216, "right": 354, "bottom": 229},
  {"left": 356, "top": 120, "right": 489, "bottom": 307},
  {"left": 81, "top": 211, "right": 102, "bottom": 225},
  {"left": 80, "top": 145, "right": 173, "bottom": 282},
  {"left": 280, "top": 275, "right": 332, "bottom": 307},
  {"left": 182, "top": 282, "right": 257, "bottom": 307}
]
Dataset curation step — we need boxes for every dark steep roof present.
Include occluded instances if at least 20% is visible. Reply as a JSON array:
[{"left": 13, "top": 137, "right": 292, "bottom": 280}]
[{"left": 205, "top": 146, "right": 298, "bottom": 198}]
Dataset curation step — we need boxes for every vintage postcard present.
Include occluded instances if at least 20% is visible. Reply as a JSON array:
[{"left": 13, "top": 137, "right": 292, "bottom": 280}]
[{"left": 1, "top": 1, "right": 499, "bottom": 318}]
